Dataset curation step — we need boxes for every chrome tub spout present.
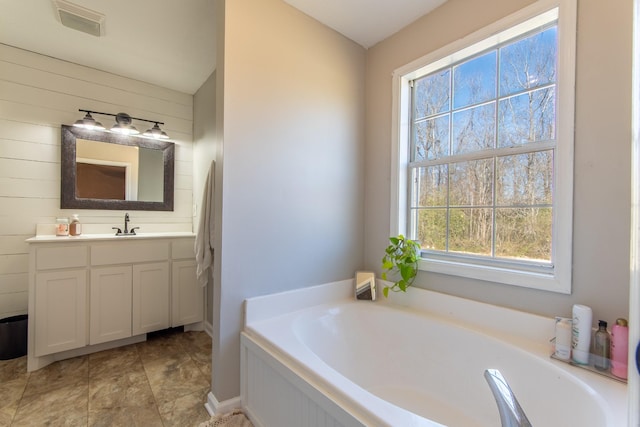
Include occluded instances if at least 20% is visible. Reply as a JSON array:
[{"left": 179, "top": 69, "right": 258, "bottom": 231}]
[{"left": 484, "top": 369, "right": 532, "bottom": 427}]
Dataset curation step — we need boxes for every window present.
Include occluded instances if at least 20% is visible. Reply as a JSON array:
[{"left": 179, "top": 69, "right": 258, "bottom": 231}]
[{"left": 391, "top": 0, "right": 576, "bottom": 293}]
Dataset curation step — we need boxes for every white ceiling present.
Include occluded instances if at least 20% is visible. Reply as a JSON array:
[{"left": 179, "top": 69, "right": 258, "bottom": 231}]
[
  {"left": 283, "top": 0, "right": 447, "bottom": 49},
  {"left": 0, "top": 0, "right": 446, "bottom": 95}
]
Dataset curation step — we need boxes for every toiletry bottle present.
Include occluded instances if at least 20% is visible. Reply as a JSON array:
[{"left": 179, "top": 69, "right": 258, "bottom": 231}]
[
  {"left": 554, "top": 317, "right": 572, "bottom": 361},
  {"left": 56, "top": 217, "right": 69, "bottom": 236},
  {"left": 593, "top": 320, "right": 610, "bottom": 371},
  {"left": 571, "top": 304, "right": 592, "bottom": 365},
  {"left": 610, "top": 318, "right": 629, "bottom": 379},
  {"left": 69, "top": 214, "right": 82, "bottom": 236}
]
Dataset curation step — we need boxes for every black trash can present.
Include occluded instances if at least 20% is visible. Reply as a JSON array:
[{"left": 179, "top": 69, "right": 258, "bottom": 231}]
[{"left": 0, "top": 314, "right": 28, "bottom": 360}]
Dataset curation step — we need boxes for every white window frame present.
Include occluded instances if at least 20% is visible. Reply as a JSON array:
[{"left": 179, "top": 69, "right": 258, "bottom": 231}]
[{"left": 390, "top": 0, "right": 576, "bottom": 294}]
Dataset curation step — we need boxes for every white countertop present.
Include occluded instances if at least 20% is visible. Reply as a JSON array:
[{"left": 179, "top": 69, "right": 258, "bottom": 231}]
[{"left": 26, "top": 232, "right": 195, "bottom": 243}]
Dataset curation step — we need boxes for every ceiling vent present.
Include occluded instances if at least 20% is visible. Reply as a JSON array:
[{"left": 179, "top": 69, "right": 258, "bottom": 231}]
[{"left": 52, "top": 0, "right": 105, "bottom": 37}]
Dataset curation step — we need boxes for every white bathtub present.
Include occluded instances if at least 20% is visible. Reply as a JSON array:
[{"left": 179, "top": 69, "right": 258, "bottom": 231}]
[{"left": 241, "top": 280, "right": 627, "bottom": 427}]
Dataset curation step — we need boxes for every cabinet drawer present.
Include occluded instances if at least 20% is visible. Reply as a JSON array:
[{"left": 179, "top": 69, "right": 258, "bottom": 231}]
[
  {"left": 36, "top": 246, "right": 88, "bottom": 270},
  {"left": 172, "top": 238, "right": 195, "bottom": 259},
  {"left": 91, "top": 241, "right": 169, "bottom": 265}
]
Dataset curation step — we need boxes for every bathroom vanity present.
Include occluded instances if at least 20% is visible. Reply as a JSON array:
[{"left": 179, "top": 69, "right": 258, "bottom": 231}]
[{"left": 26, "top": 233, "right": 202, "bottom": 371}]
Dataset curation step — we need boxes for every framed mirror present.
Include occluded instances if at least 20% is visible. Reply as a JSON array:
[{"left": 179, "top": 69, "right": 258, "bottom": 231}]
[{"left": 61, "top": 124, "right": 174, "bottom": 211}]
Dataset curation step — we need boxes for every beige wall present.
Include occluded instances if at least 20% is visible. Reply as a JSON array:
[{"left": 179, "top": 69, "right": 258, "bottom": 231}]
[
  {"left": 365, "top": 0, "right": 632, "bottom": 323},
  {"left": 0, "top": 44, "right": 195, "bottom": 319},
  {"left": 211, "top": 0, "right": 366, "bottom": 401}
]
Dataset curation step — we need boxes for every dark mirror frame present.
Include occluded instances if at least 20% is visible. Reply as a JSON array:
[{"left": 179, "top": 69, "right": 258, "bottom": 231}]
[{"left": 61, "top": 124, "right": 174, "bottom": 211}]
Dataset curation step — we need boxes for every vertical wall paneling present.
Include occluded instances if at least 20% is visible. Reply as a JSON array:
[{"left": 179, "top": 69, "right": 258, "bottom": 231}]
[{"left": 0, "top": 44, "right": 194, "bottom": 318}]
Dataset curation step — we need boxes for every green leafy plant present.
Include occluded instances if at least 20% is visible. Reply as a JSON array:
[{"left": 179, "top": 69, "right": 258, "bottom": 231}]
[{"left": 381, "top": 234, "right": 421, "bottom": 297}]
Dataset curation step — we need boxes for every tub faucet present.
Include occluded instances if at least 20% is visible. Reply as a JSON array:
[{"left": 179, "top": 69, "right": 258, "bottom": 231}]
[{"left": 484, "top": 369, "right": 532, "bottom": 427}]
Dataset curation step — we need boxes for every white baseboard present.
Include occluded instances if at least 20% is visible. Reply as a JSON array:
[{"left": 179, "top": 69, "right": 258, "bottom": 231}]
[{"left": 204, "top": 391, "right": 241, "bottom": 416}]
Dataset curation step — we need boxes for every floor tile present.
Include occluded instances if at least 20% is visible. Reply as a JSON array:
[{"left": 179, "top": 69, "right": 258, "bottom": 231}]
[
  {"left": 0, "top": 378, "right": 27, "bottom": 426},
  {"left": 136, "top": 330, "right": 186, "bottom": 362},
  {"left": 88, "top": 405, "right": 164, "bottom": 427},
  {"left": 2, "top": 330, "right": 212, "bottom": 426},
  {"left": 89, "top": 344, "right": 144, "bottom": 380},
  {"left": 158, "top": 389, "right": 211, "bottom": 426},
  {"left": 89, "top": 370, "right": 156, "bottom": 410},
  {"left": 183, "top": 331, "right": 213, "bottom": 377},
  {"left": 0, "top": 356, "right": 30, "bottom": 426},
  {"left": 22, "top": 355, "right": 88, "bottom": 398},
  {"left": 143, "top": 353, "right": 210, "bottom": 406},
  {"left": 0, "top": 356, "right": 29, "bottom": 383},
  {"left": 12, "top": 383, "right": 88, "bottom": 426}
]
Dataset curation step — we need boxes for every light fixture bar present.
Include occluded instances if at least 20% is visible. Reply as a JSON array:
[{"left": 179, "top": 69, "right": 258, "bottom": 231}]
[
  {"left": 78, "top": 109, "right": 165, "bottom": 126},
  {"left": 75, "top": 109, "right": 170, "bottom": 139}
]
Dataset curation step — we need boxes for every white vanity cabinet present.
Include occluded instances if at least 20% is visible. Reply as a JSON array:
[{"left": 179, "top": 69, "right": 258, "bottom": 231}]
[
  {"left": 132, "top": 262, "right": 170, "bottom": 335},
  {"left": 27, "top": 233, "right": 198, "bottom": 371},
  {"left": 32, "top": 245, "right": 88, "bottom": 357},
  {"left": 90, "top": 265, "right": 133, "bottom": 345},
  {"left": 89, "top": 240, "right": 170, "bottom": 344},
  {"left": 171, "top": 238, "right": 203, "bottom": 327},
  {"left": 34, "top": 269, "right": 87, "bottom": 357}
]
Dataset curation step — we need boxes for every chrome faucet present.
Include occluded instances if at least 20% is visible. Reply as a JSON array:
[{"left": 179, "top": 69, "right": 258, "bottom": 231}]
[{"left": 484, "top": 369, "right": 532, "bottom": 427}]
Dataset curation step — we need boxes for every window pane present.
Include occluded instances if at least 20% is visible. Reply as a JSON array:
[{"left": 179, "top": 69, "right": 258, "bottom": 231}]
[
  {"left": 499, "top": 26, "right": 557, "bottom": 97},
  {"left": 449, "top": 159, "right": 493, "bottom": 207},
  {"left": 452, "top": 103, "right": 496, "bottom": 155},
  {"left": 415, "top": 209, "right": 447, "bottom": 251},
  {"left": 405, "top": 12, "right": 565, "bottom": 276},
  {"left": 449, "top": 208, "right": 493, "bottom": 256},
  {"left": 414, "top": 165, "right": 448, "bottom": 207},
  {"left": 496, "top": 151, "right": 553, "bottom": 206},
  {"left": 453, "top": 51, "right": 497, "bottom": 109},
  {"left": 495, "top": 208, "right": 552, "bottom": 261},
  {"left": 413, "top": 115, "right": 450, "bottom": 161},
  {"left": 414, "top": 70, "right": 450, "bottom": 119},
  {"left": 498, "top": 87, "right": 555, "bottom": 147}
]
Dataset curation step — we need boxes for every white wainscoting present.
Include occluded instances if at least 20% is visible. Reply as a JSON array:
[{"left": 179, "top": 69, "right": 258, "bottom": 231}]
[{"left": 241, "top": 334, "right": 363, "bottom": 427}]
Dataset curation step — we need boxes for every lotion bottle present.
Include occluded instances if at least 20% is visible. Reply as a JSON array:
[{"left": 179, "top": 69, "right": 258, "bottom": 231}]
[
  {"left": 571, "top": 304, "right": 592, "bottom": 365},
  {"left": 554, "top": 317, "right": 572, "bottom": 361},
  {"left": 610, "top": 318, "right": 629, "bottom": 379}
]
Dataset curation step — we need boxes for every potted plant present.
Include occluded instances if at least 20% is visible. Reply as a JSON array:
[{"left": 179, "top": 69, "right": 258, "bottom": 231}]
[{"left": 381, "top": 234, "right": 421, "bottom": 297}]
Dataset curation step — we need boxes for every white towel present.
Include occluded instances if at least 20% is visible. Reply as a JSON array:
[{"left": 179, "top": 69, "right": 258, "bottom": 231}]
[{"left": 195, "top": 160, "right": 215, "bottom": 287}]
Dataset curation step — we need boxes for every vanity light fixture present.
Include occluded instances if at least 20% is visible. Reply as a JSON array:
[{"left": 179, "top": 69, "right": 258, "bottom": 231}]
[
  {"left": 111, "top": 112, "right": 139, "bottom": 135},
  {"left": 72, "top": 109, "right": 170, "bottom": 139},
  {"left": 143, "top": 123, "right": 170, "bottom": 140},
  {"left": 73, "top": 111, "right": 104, "bottom": 130}
]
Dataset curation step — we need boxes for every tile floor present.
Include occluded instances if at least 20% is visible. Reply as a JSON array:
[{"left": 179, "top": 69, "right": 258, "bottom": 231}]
[{"left": 0, "top": 329, "right": 212, "bottom": 426}]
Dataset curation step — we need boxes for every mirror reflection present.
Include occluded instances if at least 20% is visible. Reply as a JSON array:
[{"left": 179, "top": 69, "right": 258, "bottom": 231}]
[
  {"left": 61, "top": 125, "right": 174, "bottom": 211},
  {"left": 76, "top": 139, "right": 164, "bottom": 202},
  {"left": 355, "top": 271, "right": 376, "bottom": 301}
]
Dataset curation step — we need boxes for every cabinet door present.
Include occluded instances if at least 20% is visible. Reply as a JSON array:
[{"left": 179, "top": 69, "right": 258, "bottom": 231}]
[
  {"left": 34, "top": 269, "right": 87, "bottom": 357},
  {"left": 90, "top": 266, "right": 132, "bottom": 345},
  {"left": 171, "top": 260, "right": 203, "bottom": 327},
  {"left": 132, "top": 262, "right": 170, "bottom": 335}
]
